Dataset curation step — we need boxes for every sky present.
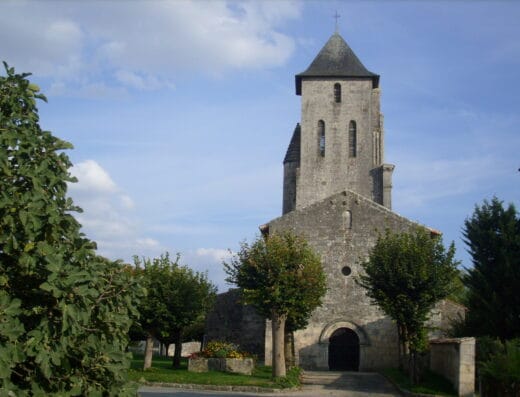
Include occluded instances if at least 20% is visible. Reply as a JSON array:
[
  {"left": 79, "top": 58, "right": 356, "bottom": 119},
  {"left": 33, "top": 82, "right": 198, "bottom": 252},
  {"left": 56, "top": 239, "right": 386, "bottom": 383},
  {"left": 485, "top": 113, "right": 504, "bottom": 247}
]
[{"left": 1, "top": 0, "right": 519, "bottom": 291}]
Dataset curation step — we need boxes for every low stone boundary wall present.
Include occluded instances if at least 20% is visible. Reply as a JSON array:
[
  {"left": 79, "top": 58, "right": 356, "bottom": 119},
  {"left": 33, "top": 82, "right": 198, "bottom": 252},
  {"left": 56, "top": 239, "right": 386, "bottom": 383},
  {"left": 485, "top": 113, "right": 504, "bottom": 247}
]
[
  {"left": 130, "top": 340, "right": 201, "bottom": 357},
  {"left": 429, "top": 337, "right": 475, "bottom": 397},
  {"left": 188, "top": 357, "right": 255, "bottom": 375}
]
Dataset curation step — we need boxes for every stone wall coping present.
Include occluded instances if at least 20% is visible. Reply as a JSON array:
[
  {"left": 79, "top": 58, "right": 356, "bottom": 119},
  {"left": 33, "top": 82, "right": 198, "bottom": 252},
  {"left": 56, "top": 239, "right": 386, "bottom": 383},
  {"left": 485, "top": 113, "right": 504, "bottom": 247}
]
[
  {"left": 429, "top": 337, "right": 475, "bottom": 345},
  {"left": 140, "top": 381, "right": 296, "bottom": 393}
]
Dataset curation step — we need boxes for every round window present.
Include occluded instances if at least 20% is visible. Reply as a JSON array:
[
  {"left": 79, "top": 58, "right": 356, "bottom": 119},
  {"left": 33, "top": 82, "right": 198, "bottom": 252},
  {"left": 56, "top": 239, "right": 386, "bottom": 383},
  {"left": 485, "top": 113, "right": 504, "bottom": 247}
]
[{"left": 342, "top": 266, "right": 352, "bottom": 276}]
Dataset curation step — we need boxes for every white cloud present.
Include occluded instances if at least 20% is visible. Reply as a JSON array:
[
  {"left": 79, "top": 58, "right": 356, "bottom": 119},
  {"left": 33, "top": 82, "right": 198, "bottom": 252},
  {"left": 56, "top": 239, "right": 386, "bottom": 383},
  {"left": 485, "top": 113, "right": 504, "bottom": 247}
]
[
  {"left": 70, "top": 160, "right": 117, "bottom": 193},
  {"left": 178, "top": 248, "right": 236, "bottom": 292},
  {"left": 0, "top": 5, "right": 87, "bottom": 82},
  {"left": 68, "top": 160, "right": 161, "bottom": 261},
  {"left": 393, "top": 155, "right": 512, "bottom": 209},
  {"left": 195, "top": 248, "right": 234, "bottom": 263},
  {"left": 48, "top": 81, "right": 128, "bottom": 100},
  {"left": 115, "top": 70, "right": 175, "bottom": 91},
  {"left": 120, "top": 195, "right": 135, "bottom": 210},
  {"left": 0, "top": 1, "right": 300, "bottom": 94},
  {"left": 136, "top": 238, "right": 160, "bottom": 249}
]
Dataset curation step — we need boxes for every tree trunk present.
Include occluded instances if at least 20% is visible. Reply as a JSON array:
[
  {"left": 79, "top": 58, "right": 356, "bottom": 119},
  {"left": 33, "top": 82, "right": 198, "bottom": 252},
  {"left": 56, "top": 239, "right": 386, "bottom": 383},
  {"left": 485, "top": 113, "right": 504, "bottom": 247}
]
[
  {"left": 272, "top": 311, "right": 287, "bottom": 378},
  {"left": 410, "top": 351, "right": 418, "bottom": 385},
  {"left": 172, "top": 330, "right": 182, "bottom": 369},
  {"left": 399, "top": 325, "right": 409, "bottom": 373},
  {"left": 284, "top": 330, "right": 296, "bottom": 369},
  {"left": 397, "top": 325, "right": 403, "bottom": 371},
  {"left": 290, "top": 330, "right": 296, "bottom": 368},
  {"left": 164, "top": 343, "right": 170, "bottom": 357},
  {"left": 143, "top": 333, "right": 154, "bottom": 370},
  {"left": 284, "top": 330, "right": 292, "bottom": 369}
]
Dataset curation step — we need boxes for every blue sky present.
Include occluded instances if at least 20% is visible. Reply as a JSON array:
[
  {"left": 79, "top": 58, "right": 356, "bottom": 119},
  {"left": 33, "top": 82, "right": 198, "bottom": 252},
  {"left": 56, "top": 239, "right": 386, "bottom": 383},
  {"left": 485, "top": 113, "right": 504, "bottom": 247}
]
[{"left": 2, "top": 1, "right": 519, "bottom": 291}]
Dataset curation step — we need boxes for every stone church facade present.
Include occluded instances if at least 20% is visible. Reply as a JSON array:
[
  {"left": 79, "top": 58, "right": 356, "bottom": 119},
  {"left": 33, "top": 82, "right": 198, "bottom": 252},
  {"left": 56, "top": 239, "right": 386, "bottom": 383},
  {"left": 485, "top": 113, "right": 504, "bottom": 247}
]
[{"left": 206, "top": 32, "right": 464, "bottom": 371}]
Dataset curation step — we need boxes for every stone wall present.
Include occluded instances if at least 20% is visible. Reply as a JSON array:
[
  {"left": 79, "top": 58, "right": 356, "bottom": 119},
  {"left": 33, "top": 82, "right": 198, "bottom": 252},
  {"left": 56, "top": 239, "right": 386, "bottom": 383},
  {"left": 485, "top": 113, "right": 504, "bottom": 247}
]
[
  {"left": 204, "top": 289, "right": 266, "bottom": 359},
  {"left": 167, "top": 341, "right": 201, "bottom": 357},
  {"left": 296, "top": 78, "right": 387, "bottom": 209},
  {"left": 283, "top": 161, "right": 299, "bottom": 214},
  {"left": 131, "top": 340, "right": 201, "bottom": 357},
  {"left": 267, "top": 189, "right": 423, "bottom": 370},
  {"left": 430, "top": 338, "right": 475, "bottom": 397},
  {"left": 427, "top": 299, "right": 467, "bottom": 339}
]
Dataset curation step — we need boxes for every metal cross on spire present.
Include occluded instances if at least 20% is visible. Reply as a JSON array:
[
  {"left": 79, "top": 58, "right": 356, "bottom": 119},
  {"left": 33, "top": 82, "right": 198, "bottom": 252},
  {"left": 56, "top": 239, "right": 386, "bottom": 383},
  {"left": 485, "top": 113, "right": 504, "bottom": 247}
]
[{"left": 334, "top": 10, "right": 341, "bottom": 32}]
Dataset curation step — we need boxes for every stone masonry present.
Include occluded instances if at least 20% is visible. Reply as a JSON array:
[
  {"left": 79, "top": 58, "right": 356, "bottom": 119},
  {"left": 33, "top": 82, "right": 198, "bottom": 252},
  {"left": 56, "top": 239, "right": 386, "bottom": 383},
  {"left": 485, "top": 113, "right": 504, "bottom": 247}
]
[
  {"left": 264, "top": 32, "right": 465, "bottom": 370},
  {"left": 205, "top": 32, "right": 465, "bottom": 372},
  {"left": 430, "top": 338, "right": 476, "bottom": 397},
  {"left": 264, "top": 189, "right": 424, "bottom": 370},
  {"left": 204, "top": 289, "right": 265, "bottom": 360}
]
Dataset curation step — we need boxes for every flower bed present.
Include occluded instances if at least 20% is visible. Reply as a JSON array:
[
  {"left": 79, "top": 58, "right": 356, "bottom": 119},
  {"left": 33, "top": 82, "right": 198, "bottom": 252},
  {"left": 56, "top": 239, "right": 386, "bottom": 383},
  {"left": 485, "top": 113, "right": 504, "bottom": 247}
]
[{"left": 188, "top": 341, "right": 255, "bottom": 375}]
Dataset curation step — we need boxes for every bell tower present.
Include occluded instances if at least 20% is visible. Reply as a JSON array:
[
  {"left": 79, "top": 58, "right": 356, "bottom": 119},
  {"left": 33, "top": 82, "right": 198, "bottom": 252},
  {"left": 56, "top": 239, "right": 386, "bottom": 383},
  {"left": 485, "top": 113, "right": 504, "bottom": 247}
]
[{"left": 282, "top": 33, "right": 394, "bottom": 214}]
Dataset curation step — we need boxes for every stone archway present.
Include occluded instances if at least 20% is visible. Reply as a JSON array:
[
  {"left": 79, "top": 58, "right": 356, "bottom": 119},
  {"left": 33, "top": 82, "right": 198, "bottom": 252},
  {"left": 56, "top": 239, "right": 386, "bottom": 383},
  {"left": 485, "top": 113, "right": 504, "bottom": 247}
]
[
  {"left": 319, "top": 321, "right": 369, "bottom": 371},
  {"left": 328, "top": 328, "right": 360, "bottom": 371}
]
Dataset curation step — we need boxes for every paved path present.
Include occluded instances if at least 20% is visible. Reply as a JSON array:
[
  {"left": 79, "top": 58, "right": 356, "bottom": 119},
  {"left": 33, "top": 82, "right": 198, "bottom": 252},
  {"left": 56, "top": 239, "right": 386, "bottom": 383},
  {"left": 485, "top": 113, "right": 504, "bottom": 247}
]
[
  {"left": 138, "top": 371, "right": 402, "bottom": 397},
  {"left": 298, "top": 371, "right": 401, "bottom": 396}
]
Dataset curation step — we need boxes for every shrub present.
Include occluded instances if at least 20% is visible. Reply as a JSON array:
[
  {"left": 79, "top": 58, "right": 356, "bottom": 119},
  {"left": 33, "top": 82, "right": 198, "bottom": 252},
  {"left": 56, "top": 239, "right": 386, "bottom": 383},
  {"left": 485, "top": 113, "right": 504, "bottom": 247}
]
[
  {"left": 0, "top": 63, "right": 144, "bottom": 395},
  {"left": 199, "top": 341, "right": 252, "bottom": 359},
  {"left": 479, "top": 339, "right": 520, "bottom": 397}
]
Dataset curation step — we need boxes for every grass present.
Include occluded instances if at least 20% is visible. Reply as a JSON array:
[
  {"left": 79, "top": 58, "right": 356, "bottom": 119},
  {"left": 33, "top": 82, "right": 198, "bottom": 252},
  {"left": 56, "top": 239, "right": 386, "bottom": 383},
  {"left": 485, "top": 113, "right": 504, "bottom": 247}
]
[
  {"left": 128, "top": 354, "right": 296, "bottom": 389},
  {"left": 382, "top": 368, "right": 457, "bottom": 396}
]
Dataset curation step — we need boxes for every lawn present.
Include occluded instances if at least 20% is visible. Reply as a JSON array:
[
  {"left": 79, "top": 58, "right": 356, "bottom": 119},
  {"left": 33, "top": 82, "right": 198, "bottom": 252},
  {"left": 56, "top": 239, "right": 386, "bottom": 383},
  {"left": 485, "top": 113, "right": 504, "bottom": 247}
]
[
  {"left": 128, "top": 354, "right": 296, "bottom": 389},
  {"left": 382, "top": 368, "right": 457, "bottom": 396}
]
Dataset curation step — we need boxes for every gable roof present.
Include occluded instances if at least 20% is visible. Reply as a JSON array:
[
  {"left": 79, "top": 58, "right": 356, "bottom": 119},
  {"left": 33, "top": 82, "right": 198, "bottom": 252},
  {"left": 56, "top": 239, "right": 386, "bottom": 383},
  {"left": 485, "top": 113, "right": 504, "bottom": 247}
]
[
  {"left": 265, "top": 188, "right": 435, "bottom": 236},
  {"left": 283, "top": 123, "right": 301, "bottom": 164},
  {"left": 295, "top": 32, "right": 379, "bottom": 95}
]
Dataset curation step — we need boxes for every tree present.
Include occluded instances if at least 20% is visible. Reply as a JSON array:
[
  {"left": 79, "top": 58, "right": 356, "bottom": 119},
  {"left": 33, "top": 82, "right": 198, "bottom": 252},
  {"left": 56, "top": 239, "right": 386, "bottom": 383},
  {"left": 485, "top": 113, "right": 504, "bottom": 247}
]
[
  {"left": 358, "top": 228, "right": 459, "bottom": 384},
  {"left": 224, "top": 232, "right": 326, "bottom": 378},
  {"left": 134, "top": 253, "right": 216, "bottom": 369},
  {"left": 462, "top": 197, "right": 520, "bottom": 340},
  {"left": 0, "top": 63, "right": 144, "bottom": 395}
]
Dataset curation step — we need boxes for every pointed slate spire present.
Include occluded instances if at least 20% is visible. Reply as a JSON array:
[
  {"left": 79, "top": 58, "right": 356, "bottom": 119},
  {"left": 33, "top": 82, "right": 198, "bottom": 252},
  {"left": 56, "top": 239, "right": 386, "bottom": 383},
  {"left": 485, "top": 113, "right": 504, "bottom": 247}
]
[
  {"left": 295, "top": 32, "right": 379, "bottom": 95},
  {"left": 283, "top": 123, "right": 301, "bottom": 164}
]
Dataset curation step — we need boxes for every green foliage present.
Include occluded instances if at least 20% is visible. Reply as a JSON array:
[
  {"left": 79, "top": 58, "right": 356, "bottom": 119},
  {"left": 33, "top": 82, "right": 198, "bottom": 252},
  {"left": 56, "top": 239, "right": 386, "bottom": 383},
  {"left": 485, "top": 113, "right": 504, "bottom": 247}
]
[
  {"left": 0, "top": 63, "right": 144, "bottom": 395},
  {"left": 273, "top": 366, "right": 301, "bottom": 388},
  {"left": 182, "top": 318, "right": 205, "bottom": 343},
  {"left": 224, "top": 232, "right": 326, "bottom": 325},
  {"left": 225, "top": 232, "right": 326, "bottom": 377},
  {"left": 359, "top": 228, "right": 459, "bottom": 354},
  {"left": 359, "top": 228, "right": 459, "bottom": 384},
  {"left": 382, "top": 368, "right": 456, "bottom": 396},
  {"left": 462, "top": 197, "right": 520, "bottom": 340},
  {"left": 479, "top": 338, "right": 520, "bottom": 397},
  {"left": 128, "top": 354, "right": 285, "bottom": 388},
  {"left": 476, "top": 336, "right": 504, "bottom": 365},
  {"left": 134, "top": 253, "right": 217, "bottom": 347}
]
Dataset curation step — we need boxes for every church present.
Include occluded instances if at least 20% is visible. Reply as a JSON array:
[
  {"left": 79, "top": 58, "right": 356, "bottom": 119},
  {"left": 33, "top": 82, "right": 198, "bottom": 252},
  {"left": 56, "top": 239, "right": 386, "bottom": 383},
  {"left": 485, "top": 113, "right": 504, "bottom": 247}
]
[{"left": 206, "top": 32, "right": 463, "bottom": 371}]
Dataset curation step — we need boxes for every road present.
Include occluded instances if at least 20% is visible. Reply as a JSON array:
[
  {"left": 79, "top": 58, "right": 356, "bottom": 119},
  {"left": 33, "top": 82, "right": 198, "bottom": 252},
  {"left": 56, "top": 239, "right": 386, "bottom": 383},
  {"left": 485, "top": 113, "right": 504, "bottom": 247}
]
[{"left": 138, "top": 371, "right": 402, "bottom": 397}]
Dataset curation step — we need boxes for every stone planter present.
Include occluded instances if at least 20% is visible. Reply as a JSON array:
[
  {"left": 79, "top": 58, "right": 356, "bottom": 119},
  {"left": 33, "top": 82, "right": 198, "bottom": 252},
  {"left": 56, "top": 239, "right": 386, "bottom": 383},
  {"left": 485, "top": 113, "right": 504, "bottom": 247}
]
[
  {"left": 188, "top": 357, "right": 254, "bottom": 375},
  {"left": 188, "top": 357, "right": 209, "bottom": 373}
]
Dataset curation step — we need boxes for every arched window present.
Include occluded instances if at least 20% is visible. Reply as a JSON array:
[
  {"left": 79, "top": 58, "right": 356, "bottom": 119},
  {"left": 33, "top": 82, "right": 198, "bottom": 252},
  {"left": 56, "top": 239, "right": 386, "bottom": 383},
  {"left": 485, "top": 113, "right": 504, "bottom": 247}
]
[
  {"left": 334, "top": 83, "right": 341, "bottom": 103},
  {"left": 343, "top": 210, "right": 352, "bottom": 229},
  {"left": 348, "top": 121, "right": 357, "bottom": 158},
  {"left": 318, "top": 120, "right": 325, "bottom": 157}
]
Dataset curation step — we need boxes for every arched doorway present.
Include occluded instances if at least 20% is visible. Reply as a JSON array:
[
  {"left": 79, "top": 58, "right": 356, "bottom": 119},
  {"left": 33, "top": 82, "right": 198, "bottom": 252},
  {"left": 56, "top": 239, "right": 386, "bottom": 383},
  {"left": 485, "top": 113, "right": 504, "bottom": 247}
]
[{"left": 328, "top": 327, "right": 360, "bottom": 371}]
